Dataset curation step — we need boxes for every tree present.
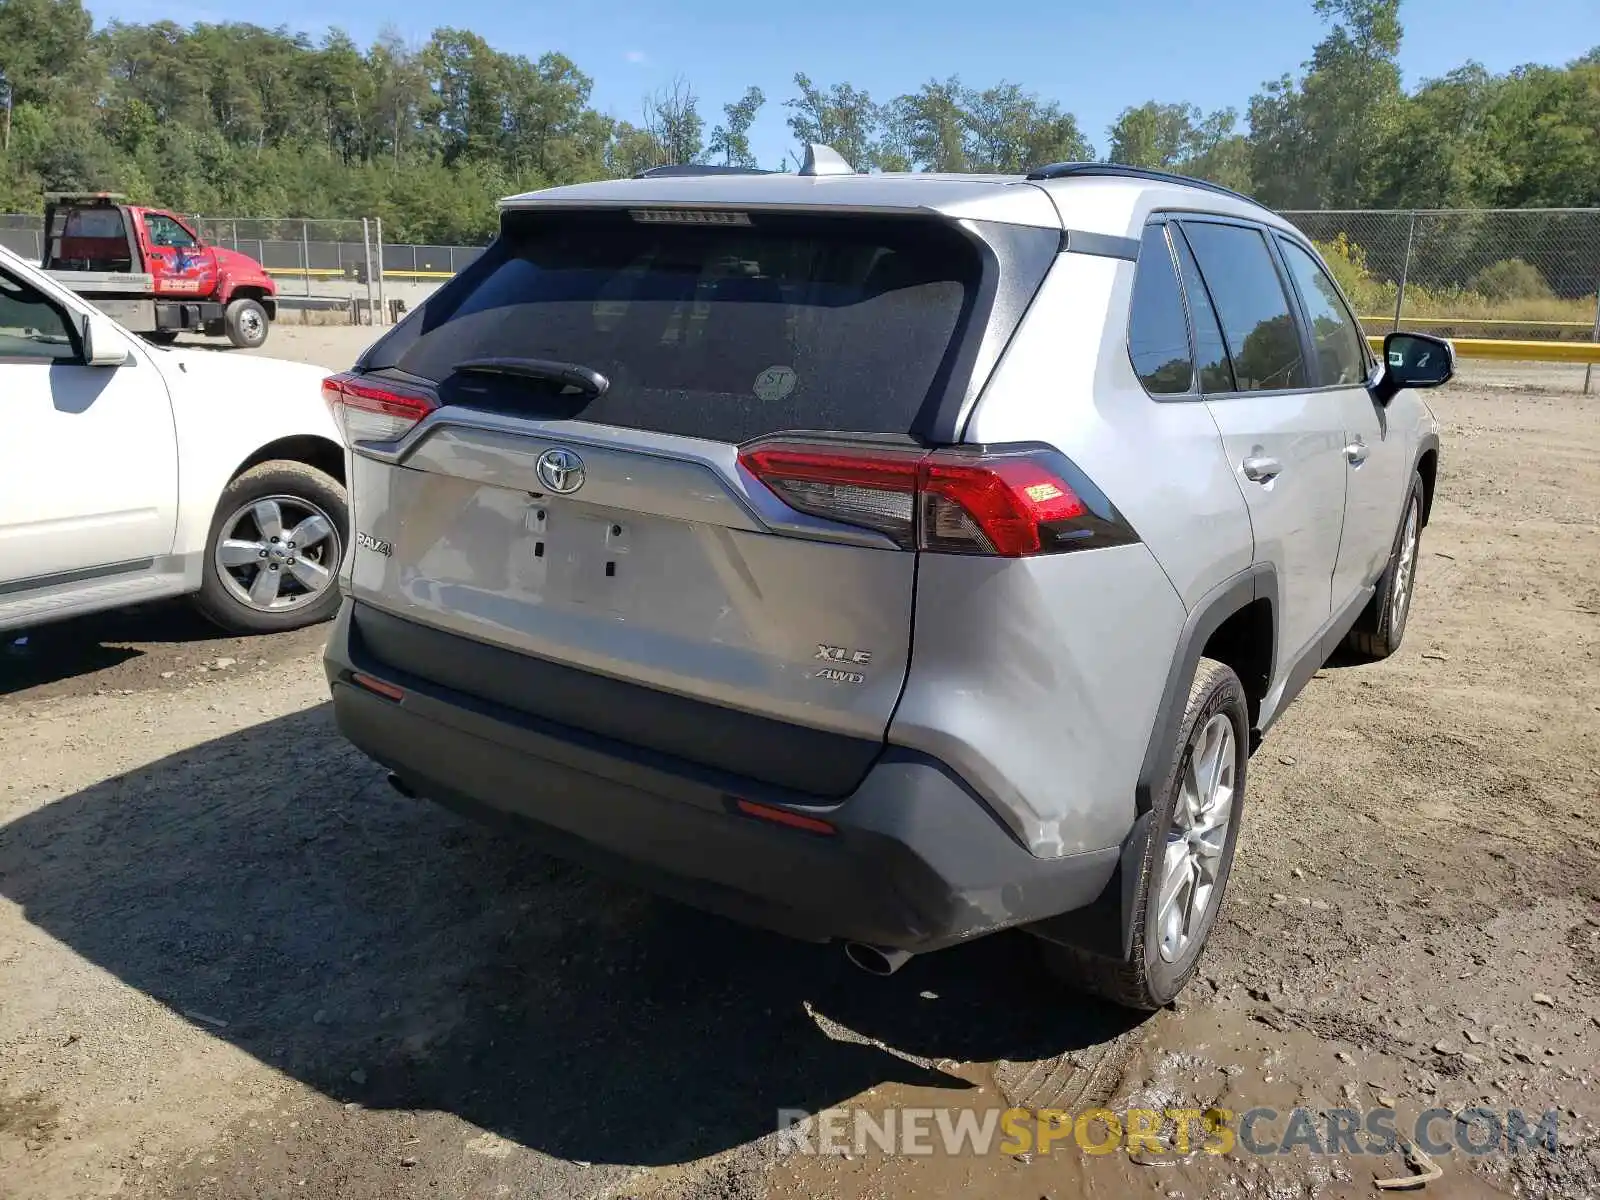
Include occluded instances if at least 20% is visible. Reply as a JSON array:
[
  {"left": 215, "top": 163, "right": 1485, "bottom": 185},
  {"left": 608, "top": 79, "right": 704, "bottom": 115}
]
[
  {"left": 1247, "top": 0, "right": 1405, "bottom": 207},
  {"left": 707, "top": 85, "right": 764, "bottom": 168},
  {"left": 785, "top": 73, "right": 882, "bottom": 170},
  {"left": 607, "top": 121, "right": 662, "bottom": 177},
  {"left": 1106, "top": 101, "right": 1250, "bottom": 191},
  {"left": 0, "top": 3, "right": 1596, "bottom": 250},
  {"left": 886, "top": 77, "right": 970, "bottom": 172},
  {"left": 965, "top": 83, "right": 1091, "bottom": 172},
  {"left": 1108, "top": 102, "right": 1198, "bottom": 169},
  {"left": 642, "top": 77, "right": 704, "bottom": 166},
  {"left": 0, "top": 0, "right": 94, "bottom": 149}
]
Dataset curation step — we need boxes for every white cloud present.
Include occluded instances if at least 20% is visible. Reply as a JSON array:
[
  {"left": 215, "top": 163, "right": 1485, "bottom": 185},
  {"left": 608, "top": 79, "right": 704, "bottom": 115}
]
[{"left": 625, "top": 49, "right": 648, "bottom": 64}]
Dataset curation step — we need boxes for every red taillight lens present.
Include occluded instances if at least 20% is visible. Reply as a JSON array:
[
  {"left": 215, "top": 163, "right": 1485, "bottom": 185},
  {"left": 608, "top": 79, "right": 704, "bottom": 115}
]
[
  {"left": 921, "top": 457, "right": 1088, "bottom": 556},
  {"left": 739, "top": 441, "right": 1132, "bottom": 558},
  {"left": 323, "top": 373, "right": 436, "bottom": 444}
]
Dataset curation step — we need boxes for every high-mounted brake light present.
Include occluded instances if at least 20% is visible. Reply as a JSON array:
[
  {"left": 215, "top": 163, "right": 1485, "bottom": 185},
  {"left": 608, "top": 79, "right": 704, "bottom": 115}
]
[
  {"left": 322, "top": 373, "right": 437, "bottom": 444},
  {"left": 738, "top": 440, "right": 1137, "bottom": 557}
]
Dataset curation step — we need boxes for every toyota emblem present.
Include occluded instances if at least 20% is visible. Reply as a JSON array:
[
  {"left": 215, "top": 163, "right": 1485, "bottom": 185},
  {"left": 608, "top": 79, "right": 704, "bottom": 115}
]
[{"left": 536, "top": 447, "right": 585, "bottom": 495}]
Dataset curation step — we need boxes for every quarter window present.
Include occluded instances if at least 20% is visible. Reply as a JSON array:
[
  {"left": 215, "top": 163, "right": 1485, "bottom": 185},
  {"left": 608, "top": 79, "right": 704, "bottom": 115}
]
[
  {"left": 1171, "top": 228, "right": 1235, "bottom": 394},
  {"left": 1180, "top": 222, "right": 1307, "bottom": 393},
  {"left": 1127, "top": 225, "right": 1193, "bottom": 395},
  {"left": 0, "top": 269, "right": 78, "bottom": 362},
  {"left": 1279, "top": 239, "right": 1369, "bottom": 386}
]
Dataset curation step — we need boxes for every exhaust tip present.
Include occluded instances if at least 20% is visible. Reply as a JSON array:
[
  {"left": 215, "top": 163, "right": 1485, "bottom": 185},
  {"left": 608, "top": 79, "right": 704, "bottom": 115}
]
[
  {"left": 386, "top": 772, "right": 417, "bottom": 799},
  {"left": 844, "top": 942, "right": 912, "bottom": 977}
]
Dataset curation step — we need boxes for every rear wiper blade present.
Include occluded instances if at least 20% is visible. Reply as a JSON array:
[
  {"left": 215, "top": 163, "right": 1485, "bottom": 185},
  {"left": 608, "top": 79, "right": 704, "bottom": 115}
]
[{"left": 455, "top": 356, "right": 609, "bottom": 396}]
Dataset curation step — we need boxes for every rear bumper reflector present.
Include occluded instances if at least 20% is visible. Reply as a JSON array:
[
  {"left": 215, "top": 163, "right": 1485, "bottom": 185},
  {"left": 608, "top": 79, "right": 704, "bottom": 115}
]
[
  {"left": 734, "top": 798, "right": 837, "bottom": 836},
  {"left": 351, "top": 672, "right": 405, "bottom": 702}
]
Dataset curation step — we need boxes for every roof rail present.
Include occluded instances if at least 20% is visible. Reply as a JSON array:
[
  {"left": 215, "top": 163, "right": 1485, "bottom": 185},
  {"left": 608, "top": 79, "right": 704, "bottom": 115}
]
[
  {"left": 1024, "top": 162, "right": 1258, "bottom": 206},
  {"left": 633, "top": 164, "right": 774, "bottom": 179}
]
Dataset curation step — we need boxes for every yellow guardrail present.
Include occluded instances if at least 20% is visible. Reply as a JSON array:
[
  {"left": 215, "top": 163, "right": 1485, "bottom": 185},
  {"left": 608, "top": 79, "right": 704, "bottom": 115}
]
[
  {"left": 264, "top": 267, "right": 456, "bottom": 280},
  {"left": 1360, "top": 315, "right": 1593, "bottom": 329},
  {"left": 1366, "top": 335, "right": 1600, "bottom": 363}
]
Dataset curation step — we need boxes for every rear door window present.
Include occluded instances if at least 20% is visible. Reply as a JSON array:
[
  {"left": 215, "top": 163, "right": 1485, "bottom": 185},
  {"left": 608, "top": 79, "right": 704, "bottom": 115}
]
[
  {"left": 1179, "top": 221, "right": 1308, "bottom": 393},
  {"left": 369, "top": 210, "right": 980, "bottom": 444}
]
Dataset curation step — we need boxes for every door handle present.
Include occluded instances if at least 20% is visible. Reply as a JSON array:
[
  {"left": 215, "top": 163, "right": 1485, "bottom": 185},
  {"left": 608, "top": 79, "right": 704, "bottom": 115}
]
[
  {"left": 1241, "top": 455, "right": 1282, "bottom": 483},
  {"left": 1344, "top": 440, "right": 1369, "bottom": 465}
]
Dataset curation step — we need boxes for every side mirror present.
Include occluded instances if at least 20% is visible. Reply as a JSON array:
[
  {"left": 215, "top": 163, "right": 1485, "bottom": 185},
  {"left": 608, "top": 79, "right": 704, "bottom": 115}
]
[
  {"left": 80, "top": 311, "right": 131, "bottom": 368},
  {"left": 1370, "top": 331, "right": 1454, "bottom": 406}
]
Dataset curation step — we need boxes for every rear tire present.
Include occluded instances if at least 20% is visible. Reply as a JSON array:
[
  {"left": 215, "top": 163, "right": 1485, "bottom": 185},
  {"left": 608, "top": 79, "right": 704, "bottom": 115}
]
[
  {"left": 192, "top": 461, "right": 347, "bottom": 634},
  {"left": 1041, "top": 658, "right": 1249, "bottom": 1010},
  {"left": 142, "top": 329, "right": 180, "bottom": 346},
  {"left": 224, "top": 298, "right": 270, "bottom": 349},
  {"left": 1342, "top": 471, "right": 1425, "bottom": 662}
]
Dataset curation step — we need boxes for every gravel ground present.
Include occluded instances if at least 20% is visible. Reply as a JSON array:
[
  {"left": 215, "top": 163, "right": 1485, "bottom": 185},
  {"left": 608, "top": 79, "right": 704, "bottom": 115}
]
[{"left": 1, "top": 334, "right": 1597, "bottom": 1199}]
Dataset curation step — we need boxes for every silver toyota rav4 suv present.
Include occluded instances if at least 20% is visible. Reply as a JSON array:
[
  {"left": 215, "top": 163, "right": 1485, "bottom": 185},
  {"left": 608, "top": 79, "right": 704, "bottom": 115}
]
[{"left": 322, "top": 150, "right": 1449, "bottom": 1009}]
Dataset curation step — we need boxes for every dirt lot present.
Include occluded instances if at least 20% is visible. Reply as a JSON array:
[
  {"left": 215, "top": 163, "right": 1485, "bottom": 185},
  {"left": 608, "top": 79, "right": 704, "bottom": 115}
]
[{"left": 2, "top": 329, "right": 1597, "bottom": 1199}]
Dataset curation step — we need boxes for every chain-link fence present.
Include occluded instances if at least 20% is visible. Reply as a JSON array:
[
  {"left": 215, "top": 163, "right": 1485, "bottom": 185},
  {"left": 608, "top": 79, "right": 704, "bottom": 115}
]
[
  {"left": 1281, "top": 209, "right": 1600, "bottom": 344},
  {"left": 0, "top": 212, "right": 44, "bottom": 261},
  {"left": 4, "top": 206, "right": 1599, "bottom": 349}
]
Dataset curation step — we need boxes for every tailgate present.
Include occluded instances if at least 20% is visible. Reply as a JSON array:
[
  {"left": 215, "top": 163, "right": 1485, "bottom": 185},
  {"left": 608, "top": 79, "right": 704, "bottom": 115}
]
[
  {"left": 346, "top": 421, "right": 915, "bottom": 796},
  {"left": 339, "top": 206, "right": 1039, "bottom": 797}
]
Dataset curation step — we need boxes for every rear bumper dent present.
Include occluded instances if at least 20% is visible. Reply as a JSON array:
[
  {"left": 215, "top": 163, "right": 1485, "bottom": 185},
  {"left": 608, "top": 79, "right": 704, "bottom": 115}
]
[{"left": 324, "top": 601, "right": 1117, "bottom": 952}]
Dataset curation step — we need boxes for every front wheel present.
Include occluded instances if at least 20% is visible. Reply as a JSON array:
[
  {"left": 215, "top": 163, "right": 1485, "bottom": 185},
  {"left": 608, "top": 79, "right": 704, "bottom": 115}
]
[
  {"left": 1342, "top": 471, "right": 1425, "bottom": 662},
  {"left": 1041, "top": 658, "right": 1249, "bottom": 1010},
  {"left": 224, "top": 297, "right": 270, "bottom": 349},
  {"left": 192, "top": 461, "right": 347, "bottom": 634}
]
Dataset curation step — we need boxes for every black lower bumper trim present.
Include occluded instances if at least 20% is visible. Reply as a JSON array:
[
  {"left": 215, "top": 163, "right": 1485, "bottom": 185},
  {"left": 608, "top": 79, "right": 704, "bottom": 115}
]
[{"left": 324, "top": 601, "right": 1118, "bottom": 952}]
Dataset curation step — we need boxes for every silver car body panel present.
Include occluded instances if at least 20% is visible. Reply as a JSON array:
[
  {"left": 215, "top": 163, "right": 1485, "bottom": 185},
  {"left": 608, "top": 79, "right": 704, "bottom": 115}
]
[
  {"left": 501, "top": 173, "right": 1066, "bottom": 229},
  {"left": 888, "top": 541, "right": 1185, "bottom": 857},
  {"left": 345, "top": 420, "right": 919, "bottom": 752}
]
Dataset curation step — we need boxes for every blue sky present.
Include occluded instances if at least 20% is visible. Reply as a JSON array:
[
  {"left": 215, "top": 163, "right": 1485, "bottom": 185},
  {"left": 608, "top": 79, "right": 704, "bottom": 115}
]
[{"left": 92, "top": 0, "right": 1598, "bottom": 168}]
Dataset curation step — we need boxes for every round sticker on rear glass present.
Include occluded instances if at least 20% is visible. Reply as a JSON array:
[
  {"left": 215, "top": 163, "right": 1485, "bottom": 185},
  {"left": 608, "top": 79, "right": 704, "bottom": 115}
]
[{"left": 753, "top": 365, "right": 797, "bottom": 403}]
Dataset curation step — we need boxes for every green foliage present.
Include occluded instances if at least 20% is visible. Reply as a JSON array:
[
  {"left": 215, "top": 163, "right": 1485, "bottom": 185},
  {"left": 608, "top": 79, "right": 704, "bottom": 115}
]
[
  {"left": 0, "top": 1, "right": 1595, "bottom": 246},
  {"left": 1468, "top": 259, "right": 1554, "bottom": 301},
  {"left": 1107, "top": 102, "right": 1250, "bottom": 191},
  {"left": 708, "top": 86, "right": 765, "bottom": 169},
  {"left": 785, "top": 74, "right": 885, "bottom": 170},
  {"left": 1314, "top": 235, "right": 1595, "bottom": 332},
  {"left": 882, "top": 77, "right": 1091, "bottom": 172}
]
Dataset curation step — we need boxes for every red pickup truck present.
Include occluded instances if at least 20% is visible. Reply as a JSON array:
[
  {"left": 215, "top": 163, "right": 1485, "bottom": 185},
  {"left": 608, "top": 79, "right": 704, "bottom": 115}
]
[{"left": 41, "top": 193, "right": 278, "bottom": 348}]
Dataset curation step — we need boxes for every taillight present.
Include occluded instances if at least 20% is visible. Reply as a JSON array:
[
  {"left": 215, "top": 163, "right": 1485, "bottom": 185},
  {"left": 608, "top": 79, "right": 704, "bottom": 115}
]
[
  {"left": 738, "top": 440, "right": 1137, "bottom": 557},
  {"left": 736, "top": 444, "right": 924, "bottom": 546},
  {"left": 322, "top": 373, "right": 436, "bottom": 444}
]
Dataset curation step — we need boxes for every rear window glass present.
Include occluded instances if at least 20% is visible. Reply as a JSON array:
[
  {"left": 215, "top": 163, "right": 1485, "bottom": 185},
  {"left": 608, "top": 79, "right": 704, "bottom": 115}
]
[
  {"left": 367, "top": 210, "right": 979, "bottom": 443},
  {"left": 59, "top": 209, "right": 125, "bottom": 238}
]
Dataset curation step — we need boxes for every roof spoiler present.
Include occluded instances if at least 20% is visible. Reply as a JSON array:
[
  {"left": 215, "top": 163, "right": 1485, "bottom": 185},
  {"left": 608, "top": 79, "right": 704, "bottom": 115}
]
[{"left": 631, "top": 145, "right": 857, "bottom": 180}]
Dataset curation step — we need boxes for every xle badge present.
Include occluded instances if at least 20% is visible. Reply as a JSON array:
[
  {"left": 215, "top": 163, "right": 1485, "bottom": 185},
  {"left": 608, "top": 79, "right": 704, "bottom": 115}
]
[
  {"left": 356, "top": 531, "right": 392, "bottom": 557},
  {"left": 814, "top": 643, "right": 870, "bottom": 685}
]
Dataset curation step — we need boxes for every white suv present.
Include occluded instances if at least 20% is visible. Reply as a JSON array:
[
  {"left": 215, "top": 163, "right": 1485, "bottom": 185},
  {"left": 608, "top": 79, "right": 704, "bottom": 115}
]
[
  {"left": 0, "top": 244, "right": 347, "bottom": 636},
  {"left": 322, "top": 151, "right": 1449, "bottom": 1008}
]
